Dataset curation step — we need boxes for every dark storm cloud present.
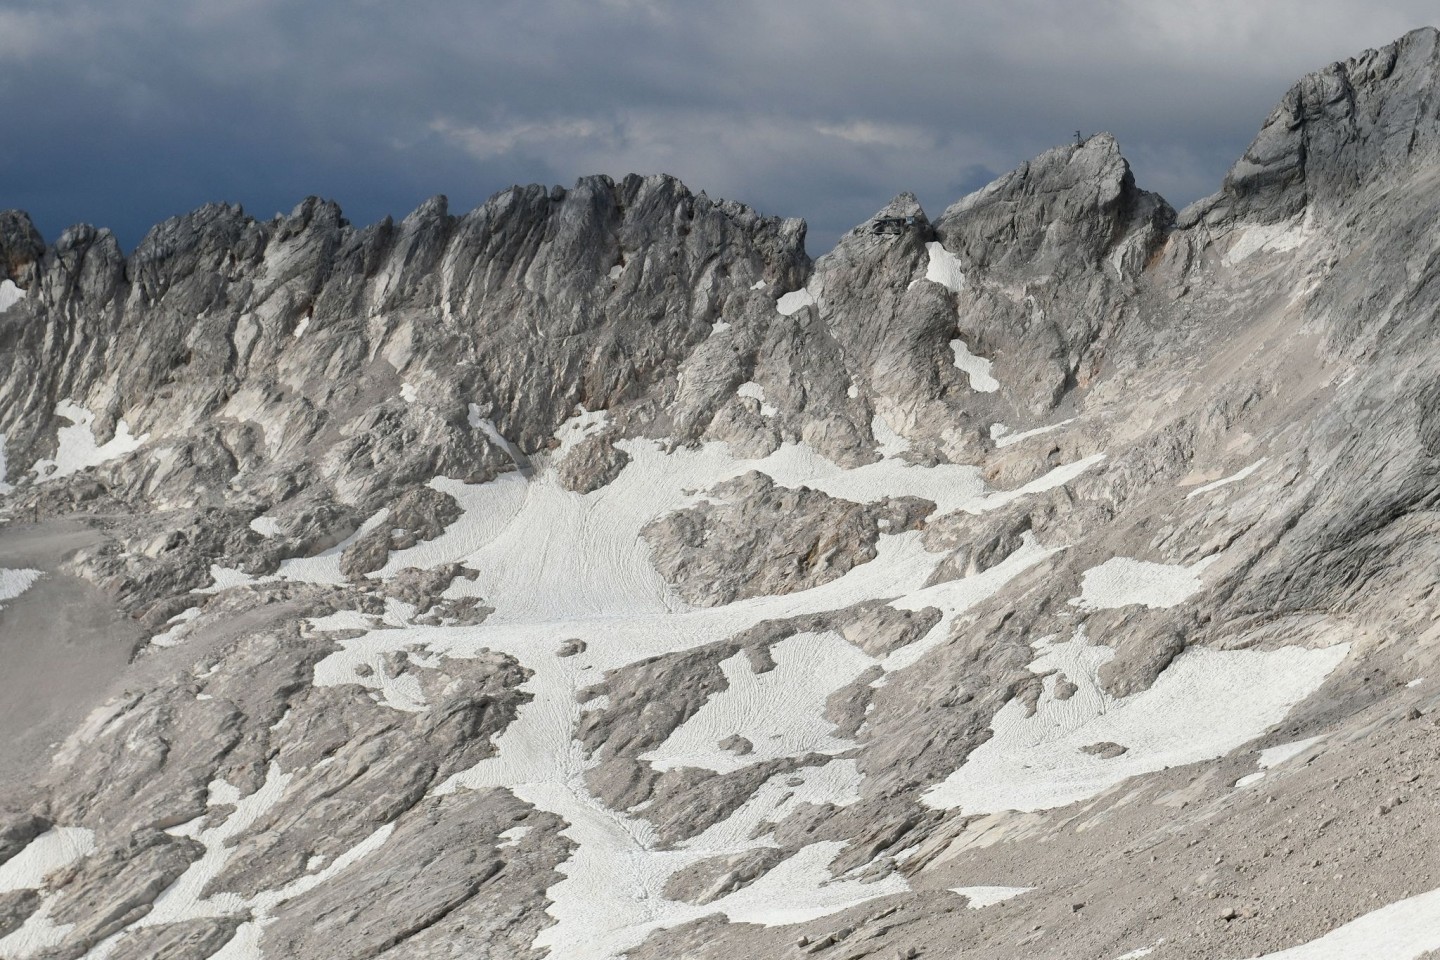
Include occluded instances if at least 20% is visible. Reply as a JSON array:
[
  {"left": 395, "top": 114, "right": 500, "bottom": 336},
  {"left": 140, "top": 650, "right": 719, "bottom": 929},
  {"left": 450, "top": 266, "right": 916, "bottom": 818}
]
[{"left": 1, "top": 0, "right": 1435, "bottom": 254}]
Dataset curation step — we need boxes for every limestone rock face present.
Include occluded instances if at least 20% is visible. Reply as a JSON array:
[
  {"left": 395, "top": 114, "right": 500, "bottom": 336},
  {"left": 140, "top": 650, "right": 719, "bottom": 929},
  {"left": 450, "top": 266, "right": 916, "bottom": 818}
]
[{"left": 6, "top": 26, "right": 1440, "bottom": 960}]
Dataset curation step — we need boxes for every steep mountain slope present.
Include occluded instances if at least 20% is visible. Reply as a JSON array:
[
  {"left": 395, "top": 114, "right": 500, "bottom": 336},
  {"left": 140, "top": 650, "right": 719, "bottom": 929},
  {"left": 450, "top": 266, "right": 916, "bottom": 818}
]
[{"left": 3, "top": 25, "right": 1440, "bottom": 960}]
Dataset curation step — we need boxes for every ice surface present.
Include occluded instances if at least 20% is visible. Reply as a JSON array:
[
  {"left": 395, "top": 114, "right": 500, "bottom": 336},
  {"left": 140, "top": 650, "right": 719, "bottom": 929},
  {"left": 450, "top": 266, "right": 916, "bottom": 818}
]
[
  {"left": 950, "top": 339, "right": 999, "bottom": 392},
  {"left": 31, "top": 400, "right": 148, "bottom": 481},
  {"left": 922, "top": 633, "right": 1349, "bottom": 814}
]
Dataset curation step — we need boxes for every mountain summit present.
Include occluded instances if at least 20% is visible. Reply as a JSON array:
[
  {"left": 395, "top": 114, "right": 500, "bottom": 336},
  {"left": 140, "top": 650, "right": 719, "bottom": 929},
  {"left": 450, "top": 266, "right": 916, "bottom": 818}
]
[{"left": 3, "top": 27, "right": 1440, "bottom": 960}]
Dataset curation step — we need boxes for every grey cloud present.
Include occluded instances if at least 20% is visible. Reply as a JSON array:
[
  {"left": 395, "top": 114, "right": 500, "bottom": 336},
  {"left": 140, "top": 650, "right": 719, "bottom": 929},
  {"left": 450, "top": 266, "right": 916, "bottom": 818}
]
[{"left": 0, "top": 0, "right": 1435, "bottom": 253}]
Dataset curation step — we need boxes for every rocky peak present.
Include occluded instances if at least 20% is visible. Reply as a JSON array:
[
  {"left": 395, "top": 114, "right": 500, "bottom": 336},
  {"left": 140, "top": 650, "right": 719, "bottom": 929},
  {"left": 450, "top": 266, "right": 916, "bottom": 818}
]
[
  {"left": 1188, "top": 26, "right": 1440, "bottom": 227},
  {"left": 933, "top": 133, "right": 1172, "bottom": 285}
]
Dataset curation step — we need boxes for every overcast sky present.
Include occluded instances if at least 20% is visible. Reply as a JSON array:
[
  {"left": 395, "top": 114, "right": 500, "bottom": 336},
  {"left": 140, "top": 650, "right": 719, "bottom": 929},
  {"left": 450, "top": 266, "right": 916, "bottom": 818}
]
[{"left": 1, "top": 0, "right": 1435, "bottom": 255}]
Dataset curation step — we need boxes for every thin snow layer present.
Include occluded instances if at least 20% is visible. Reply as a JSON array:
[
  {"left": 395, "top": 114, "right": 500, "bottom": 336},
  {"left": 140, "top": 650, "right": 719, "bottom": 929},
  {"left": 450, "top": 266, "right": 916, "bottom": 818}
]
[
  {"left": 300, "top": 433, "right": 1102, "bottom": 960},
  {"left": 950, "top": 339, "right": 999, "bottom": 392},
  {"left": 992, "top": 418, "right": 1076, "bottom": 448},
  {"left": 924, "top": 241, "right": 966, "bottom": 292},
  {"left": 922, "top": 634, "right": 1349, "bottom": 814},
  {"left": 0, "top": 568, "right": 42, "bottom": 608},
  {"left": 248, "top": 516, "right": 282, "bottom": 537},
  {"left": 1259, "top": 735, "right": 1327, "bottom": 769},
  {"left": 1186, "top": 458, "right": 1268, "bottom": 498},
  {"left": 0, "top": 278, "right": 25, "bottom": 312},
  {"left": 31, "top": 400, "right": 148, "bottom": 481},
  {"left": 951, "top": 886, "right": 1032, "bottom": 908},
  {"left": 1071, "top": 556, "right": 1214, "bottom": 611},
  {"left": 0, "top": 828, "right": 95, "bottom": 893},
  {"left": 644, "top": 631, "right": 876, "bottom": 773},
  {"left": 776, "top": 288, "right": 815, "bottom": 316},
  {"left": 1251, "top": 886, "right": 1440, "bottom": 959}
]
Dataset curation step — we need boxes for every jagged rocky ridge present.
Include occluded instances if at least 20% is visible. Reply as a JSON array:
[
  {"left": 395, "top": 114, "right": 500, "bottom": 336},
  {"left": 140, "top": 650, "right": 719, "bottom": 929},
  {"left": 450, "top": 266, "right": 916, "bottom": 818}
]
[{"left": 3, "top": 25, "right": 1440, "bottom": 960}]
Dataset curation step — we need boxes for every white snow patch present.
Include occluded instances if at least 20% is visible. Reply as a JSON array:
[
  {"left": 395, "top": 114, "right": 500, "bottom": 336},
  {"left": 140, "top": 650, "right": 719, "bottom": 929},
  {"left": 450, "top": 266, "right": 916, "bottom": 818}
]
[
  {"left": 1407, "top": 677, "right": 1425, "bottom": 689},
  {"left": 0, "top": 828, "right": 95, "bottom": 893},
  {"left": 0, "top": 279, "right": 25, "bottom": 312},
  {"left": 248, "top": 515, "right": 282, "bottom": 537},
  {"left": 950, "top": 885, "right": 1032, "bottom": 908},
  {"left": 737, "top": 381, "right": 777, "bottom": 417},
  {"left": 1186, "top": 458, "right": 1267, "bottom": 498},
  {"left": 950, "top": 339, "right": 999, "bottom": 392},
  {"left": 1071, "top": 556, "right": 1214, "bottom": 610},
  {"left": 922, "top": 632, "right": 1349, "bottom": 814},
  {"left": 400, "top": 383, "right": 417, "bottom": 404},
  {"left": 776, "top": 288, "right": 814, "bottom": 316},
  {"left": 1234, "top": 772, "right": 1267, "bottom": 789},
  {"left": 846, "top": 384, "right": 859, "bottom": 399},
  {"left": 0, "top": 568, "right": 42, "bottom": 609},
  {"left": 1113, "top": 946, "right": 1159, "bottom": 960},
  {"left": 498, "top": 826, "right": 531, "bottom": 848},
  {"left": 292, "top": 316, "right": 310, "bottom": 338},
  {"left": 31, "top": 400, "right": 148, "bottom": 481},
  {"left": 608, "top": 264, "right": 623, "bottom": 281},
  {"left": 711, "top": 320, "right": 732, "bottom": 335},
  {"left": 273, "top": 508, "right": 389, "bottom": 586},
  {"left": 150, "top": 606, "right": 202, "bottom": 647},
  {"left": 924, "top": 241, "right": 966, "bottom": 292},
  {"left": 644, "top": 632, "right": 875, "bottom": 773},
  {"left": 196, "top": 564, "right": 257, "bottom": 594},
  {"left": 750, "top": 279, "right": 766, "bottom": 290},
  {"left": 1250, "top": 885, "right": 1440, "bottom": 959}
]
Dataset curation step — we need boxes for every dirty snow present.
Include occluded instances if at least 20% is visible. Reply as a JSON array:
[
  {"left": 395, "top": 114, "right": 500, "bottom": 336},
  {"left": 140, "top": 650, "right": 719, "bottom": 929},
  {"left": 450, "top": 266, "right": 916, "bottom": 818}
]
[
  {"left": 0, "top": 278, "right": 25, "bottom": 312},
  {"left": 0, "top": 568, "right": 42, "bottom": 609},
  {"left": 924, "top": 241, "right": 966, "bottom": 292},
  {"left": 950, "top": 339, "right": 999, "bottom": 392},
  {"left": 776, "top": 288, "right": 815, "bottom": 316},
  {"left": 31, "top": 400, "right": 148, "bottom": 481},
  {"left": 950, "top": 885, "right": 1032, "bottom": 908},
  {"left": 1071, "top": 556, "right": 1215, "bottom": 610},
  {"left": 1250, "top": 885, "right": 1440, "bottom": 959},
  {"left": 922, "top": 632, "right": 1349, "bottom": 814},
  {"left": 1186, "top": 458, "right": 1268, "bottom": 498}
]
